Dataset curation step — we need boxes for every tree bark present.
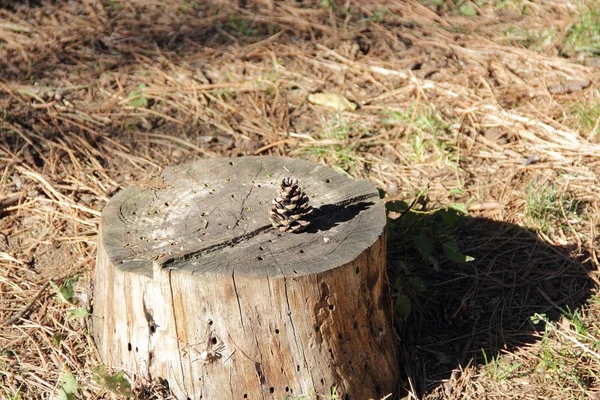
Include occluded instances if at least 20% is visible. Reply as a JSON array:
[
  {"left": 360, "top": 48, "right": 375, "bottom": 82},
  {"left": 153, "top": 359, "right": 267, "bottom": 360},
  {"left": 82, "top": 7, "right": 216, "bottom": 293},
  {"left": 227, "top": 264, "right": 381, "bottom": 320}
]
[{"left": 93, "top": 156, "right": 399, "bottom": 399}]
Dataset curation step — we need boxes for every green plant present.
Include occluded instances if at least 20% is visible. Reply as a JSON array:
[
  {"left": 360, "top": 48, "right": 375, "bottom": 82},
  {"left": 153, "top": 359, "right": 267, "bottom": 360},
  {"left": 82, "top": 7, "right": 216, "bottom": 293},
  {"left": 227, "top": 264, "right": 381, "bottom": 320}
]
[
  {"left": 530, "top": 313, "right": 594, "bottom": 395},
  {"left": 93, "top": 366, "right": 132, "bottom": 398},
  {"left": 301, "top": 114, "right": 367, "bottom": 177},
  {"left": 50, "top": 276, "right": 78, "bottom": 304},
  {"left": 457, "top": 2, "right": 477, "bottom": 17},
  {"left": 481, "top": 349, "right": 523, "bottom": 382},
  {"left": 563, "top": 1, "right": 600, "bottom": 55},
  {"left": 128, "top": 84, "right": 149, "bottom": 108},
  {"left": 55, "top": 369, "right": 78, "bottom": 400},
  {"left": 421, "top": 0, "right": 483, "bottom": 16},
  {"left": 319, "top": 0, "right": 334, "bottom": 10},
  {"left": 328, "top": 385, "right": 339, "bottom": 400},
  {"left": 105, "top": 0, "right": 122, "bottom": 11},
  {"left": 285, "top": 388, "right": 315, "bottom": 400},
  {"left": 503, "top": 26, "right": 556, "bottom": 52},
  {"left": 567, "top": 100, "right": 600, "bottom": 141},
  {"left": 368, "top": 9, "right": 388, "bottom": 22},
  {"left": 386, "top": 199, "right": 474, "bottom": 318},
  {"left": 524, "top": 184, "right": 580, "bottom": 234},
  {"left": 178, "top": 0, "right": 197, "bottom": 14},
  {"left": 1, "top": 384, "right": 23, "bottom": 400},
  {"left": 565, "top": 308, "right": 587, "bottom": 336},
  {"left": 380, "top": 106, "right": 457, "bottom": 165},
  {"left": 495, "top": 0, "right": 526, "bottom": 14},
  {"left": 224, "top": 14, "right": 256, "bottom": 37}
]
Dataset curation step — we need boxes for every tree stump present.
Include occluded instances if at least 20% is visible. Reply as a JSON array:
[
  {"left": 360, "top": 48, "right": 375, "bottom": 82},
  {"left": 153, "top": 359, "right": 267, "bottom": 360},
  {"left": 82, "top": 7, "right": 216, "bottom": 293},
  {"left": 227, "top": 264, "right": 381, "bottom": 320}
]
[{"left": 93, "top": 156, "right": 400, "bottom": 399}]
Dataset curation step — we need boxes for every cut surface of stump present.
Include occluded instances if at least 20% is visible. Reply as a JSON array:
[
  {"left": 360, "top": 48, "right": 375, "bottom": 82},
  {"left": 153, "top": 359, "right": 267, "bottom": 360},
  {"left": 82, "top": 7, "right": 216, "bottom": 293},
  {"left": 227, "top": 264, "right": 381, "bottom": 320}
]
[{"left": 93, "top": 156, "right": 400, "bottom": 399}]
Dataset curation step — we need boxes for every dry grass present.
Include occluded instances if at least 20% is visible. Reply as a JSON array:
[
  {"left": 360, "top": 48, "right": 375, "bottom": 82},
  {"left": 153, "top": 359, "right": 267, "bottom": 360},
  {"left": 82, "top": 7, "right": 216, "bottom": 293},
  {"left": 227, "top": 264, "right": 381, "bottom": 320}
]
[{"left": 1, "top": 0, "right": 600, "bottom": 398}]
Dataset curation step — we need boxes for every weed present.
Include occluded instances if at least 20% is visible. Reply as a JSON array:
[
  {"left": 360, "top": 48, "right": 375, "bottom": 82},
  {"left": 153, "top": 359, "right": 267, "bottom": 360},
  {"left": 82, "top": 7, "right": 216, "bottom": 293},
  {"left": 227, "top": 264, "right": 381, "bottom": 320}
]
[
  {"left": 319, "top": 0, "right": 334, "bottom": 11},
  {"left": 495, "top": 0, "right": 527, "bottom": 14},
  {"left": 93, "top": 366, "right": 132, "bottom": 398},
  {"left": 481, "top": 349, "right": 523, "bottom": 382},
  {"left": 503, "top": 26, "right": 556, "bottom": 53},
  {"left": 301, "top": 114, "right": 366, "bottom": 177},
  {"left": 284, "top": 388, "right": 315, "bottom": 400},
  {"left": 329, "top": 385, "right": 339, "bottom": 399},
  {"left": 531, "top": 313, "right": 595, "bottom": 396},
  {"left": 380, "top": 106, "right": 457, "bottom": 165},
  {"left": 178, "top": 0, "right": 197, "bottom": 14},
  {"left": 68, "top": 307, "right": 90, "bottom": 319},
  {"left": 56, "top": 369, "right": 78, "bottom": 400},
  {"left": 368, "top": 9, "right": 388, "bottom": 22},
  {"left": 386, "top": 199, "right": 474, "bottom": 318},
  {"left": 563, "top": 2, "right": 600, "bottom": 56},
  {"left": 50, "top": 276, "right": 78, "bottom": 304},
  {"left": 105, "top": 0, "right": 122, "bottom": 11},
  {"left": 224, "top": 14, "right": 256, "bottom": 37},
  {"left": 566, "top": 99, "right": 600, "bottom": 141},
  {"left": 524, "top": 183, "right": 580, "bottom": 234},
  {"left": 1, "top": 383, "right": 23, "bottom": 400},
  {"left": 128, "top": 84, "right": 149, "bottom": 108},
  {"left": 563, "top": 307, "right": 587, "bottom": 337},
  {"left": 421, "top": 0, "right": 483, "bottom": 16}
]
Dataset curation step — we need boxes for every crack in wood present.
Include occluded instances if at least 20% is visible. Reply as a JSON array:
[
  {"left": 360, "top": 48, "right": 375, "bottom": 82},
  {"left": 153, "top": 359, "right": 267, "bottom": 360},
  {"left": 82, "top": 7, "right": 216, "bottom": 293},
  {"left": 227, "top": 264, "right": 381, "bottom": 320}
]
[
  {"left": 157, "top": 192, "right": 378, "bottom": 270},
  {"left": 159, "top": 224, "right": 274, "bottom": 268},
  {"left": 253, "top": 337, "right": 268, "bottom": 400},
  {"left": 167, "top": 269, "right": 189, "bottom": 396},
  {"left": 283, "top": 279, "right": 299, "bottom": 353},
  {"left": 233, "top": 166, "right": 262, "bottom": 231},
  {"left": 142, "top": 294, "right": 157, "bottom": 336},
  {"left": 282, "top": 277, "right": 314, "bottom": 391},
  {"left": 231, "top": 270, "right": 245, "bottom": 331}
]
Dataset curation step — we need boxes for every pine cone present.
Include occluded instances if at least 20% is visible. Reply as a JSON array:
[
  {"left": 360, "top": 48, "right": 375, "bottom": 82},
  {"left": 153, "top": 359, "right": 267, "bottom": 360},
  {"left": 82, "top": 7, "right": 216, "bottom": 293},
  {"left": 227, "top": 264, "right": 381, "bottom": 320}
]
[
  {"left": 438, "top": 295, "right": 479, "bottom": 329},
  {"left": 269, "top": 178, "right": 313, "bottom": 233}
]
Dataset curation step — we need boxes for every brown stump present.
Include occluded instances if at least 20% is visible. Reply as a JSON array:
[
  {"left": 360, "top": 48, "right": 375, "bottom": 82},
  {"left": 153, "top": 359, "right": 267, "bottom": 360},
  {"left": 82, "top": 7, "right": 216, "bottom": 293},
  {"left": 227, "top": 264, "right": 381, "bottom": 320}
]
[{"left": 92, "top": 156, "right": 400, "bottom": 399}]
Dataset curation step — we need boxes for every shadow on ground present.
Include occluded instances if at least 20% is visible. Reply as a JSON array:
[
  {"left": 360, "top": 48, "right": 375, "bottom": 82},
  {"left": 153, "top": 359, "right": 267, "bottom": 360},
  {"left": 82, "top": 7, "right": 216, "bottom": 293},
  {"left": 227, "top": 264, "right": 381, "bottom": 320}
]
[
  {"left": 1, "top": 1, "right": 300, "bottom": 82},
  {"left": 385, "top": 201, "right": 595, "bottom": 398},
  {"left": 0, "top": 0, "right": 421, "bottom": 82}
]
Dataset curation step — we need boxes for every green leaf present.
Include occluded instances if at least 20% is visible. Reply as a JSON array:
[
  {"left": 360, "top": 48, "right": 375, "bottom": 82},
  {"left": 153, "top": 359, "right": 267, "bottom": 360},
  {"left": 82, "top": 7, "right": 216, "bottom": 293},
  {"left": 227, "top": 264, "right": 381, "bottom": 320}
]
[
  {"left": 50, "top": 276, "right": 78, "bottom": 304},
  {"left": 443, "top": 242, "right": 475, "bottom": 264},
  {"left": 128, "top": 84, "right": 149, "bottom": 108},
  {"left": 93, "top": 366, "right": 133, "bottom": 398},
  {"left": 69, "top": 307, "right": 90, "bottom": 319},
  {"left": 437, "top": 208, "right": 461, "bottom": 227},
  {"left": 52, "top": 333, "right": 63, "bottom": 346},
  {"left": 458, "top": 2, "right": 477, "bottom": 16},
  {"left": 530, "top": 313, "right": 546, "bottom": 325},
  {"left": 414, "top": 233, "right": 433, "bottom": 258},
  {"left": 394, "top": 295, "right": 412, "bottom": 318},
  {"left": 450, "top": 202, "right": 469, "bottom": 215},
  {"left": 386, "top": 200, "right": 410, "bottom": 213},
  {"left": 55, "top": 370, "right": 77, "bottom": 400},
  {"left": 407, "top": 276, "right": 427, "bottom": 293}
]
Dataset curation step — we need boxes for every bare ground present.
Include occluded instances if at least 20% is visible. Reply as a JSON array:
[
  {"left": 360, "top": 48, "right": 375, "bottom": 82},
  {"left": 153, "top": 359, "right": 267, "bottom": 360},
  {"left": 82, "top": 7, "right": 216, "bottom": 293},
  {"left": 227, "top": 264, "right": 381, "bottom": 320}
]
[{"left": 1, "top": 0, "right": 600, "bottom": 399}]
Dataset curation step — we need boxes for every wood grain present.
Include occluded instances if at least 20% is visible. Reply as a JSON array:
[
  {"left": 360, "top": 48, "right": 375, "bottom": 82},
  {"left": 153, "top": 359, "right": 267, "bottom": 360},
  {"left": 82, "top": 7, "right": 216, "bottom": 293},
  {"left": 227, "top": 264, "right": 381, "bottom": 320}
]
[{"left": 93, "top": 156, "right": 399, "bottom": 399}]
